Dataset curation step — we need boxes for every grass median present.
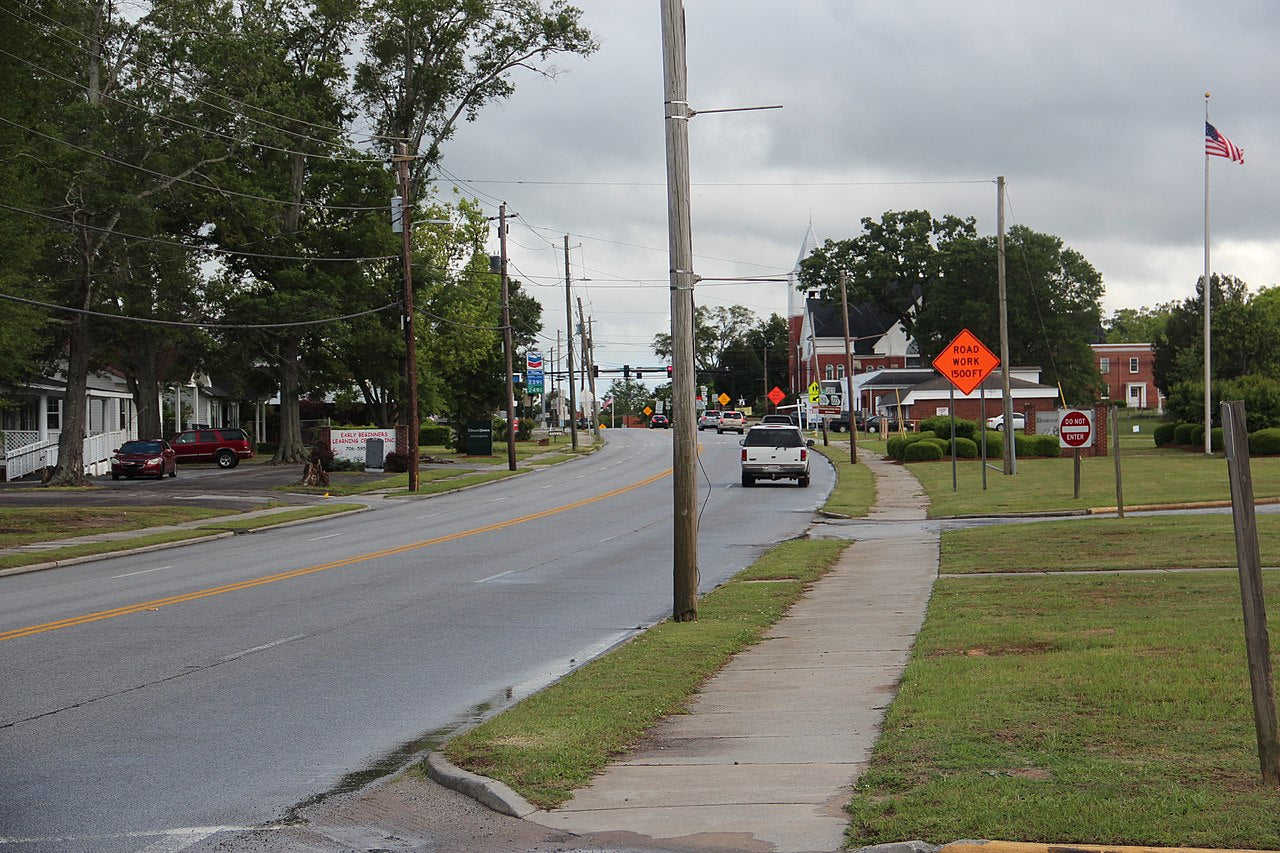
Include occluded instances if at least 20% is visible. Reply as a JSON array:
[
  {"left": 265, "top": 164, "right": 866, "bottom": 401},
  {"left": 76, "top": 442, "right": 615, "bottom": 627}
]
[
  {"left": 810, "top": 443, "right": 876, "bottom": 516},
  {"left": 438, "top": 538, "right": 850, "bottom": 809}
]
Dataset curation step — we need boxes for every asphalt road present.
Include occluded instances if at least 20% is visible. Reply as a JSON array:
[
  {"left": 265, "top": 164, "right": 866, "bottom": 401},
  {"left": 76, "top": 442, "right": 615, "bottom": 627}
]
[{"left": 0, "top": 429, "right": 834, "bottom": 852}]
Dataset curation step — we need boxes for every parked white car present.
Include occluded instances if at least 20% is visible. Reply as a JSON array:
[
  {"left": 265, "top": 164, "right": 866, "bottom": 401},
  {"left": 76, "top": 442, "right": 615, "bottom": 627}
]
[{"left": 986, "top": 413, "right": 1026, "bottom": 431}]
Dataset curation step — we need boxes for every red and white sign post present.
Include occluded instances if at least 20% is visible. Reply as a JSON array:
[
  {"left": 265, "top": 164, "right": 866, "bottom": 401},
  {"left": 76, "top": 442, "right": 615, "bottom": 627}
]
[{"left": 1058, "top": 409, "right": 1094, "bottom": 498}]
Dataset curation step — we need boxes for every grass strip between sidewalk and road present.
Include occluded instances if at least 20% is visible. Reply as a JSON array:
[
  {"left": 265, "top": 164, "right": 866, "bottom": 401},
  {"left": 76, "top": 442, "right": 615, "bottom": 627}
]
[
  {"left": 438, "top": 538, "right": 850, "bottom": 809},
  {"left": 0, "top": 503, "right": 365, "bottom": 571},
  {"left": 942, "top": 513, "right": 1280, "bottom": 573},
  {"left": 810, "top": 443, "right": 876, "bottom": 517}
]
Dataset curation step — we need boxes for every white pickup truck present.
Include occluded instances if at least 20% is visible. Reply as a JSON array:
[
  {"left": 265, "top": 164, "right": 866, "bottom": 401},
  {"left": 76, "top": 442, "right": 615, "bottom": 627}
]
[{"left": 739, "top": 424, "right": 814, "bottom": 488}]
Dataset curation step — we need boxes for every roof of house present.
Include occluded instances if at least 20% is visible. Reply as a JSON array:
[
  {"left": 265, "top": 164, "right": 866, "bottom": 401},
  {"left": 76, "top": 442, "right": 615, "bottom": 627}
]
[{"left": 806, "top": 298, "right": 900, "bottom": 354}]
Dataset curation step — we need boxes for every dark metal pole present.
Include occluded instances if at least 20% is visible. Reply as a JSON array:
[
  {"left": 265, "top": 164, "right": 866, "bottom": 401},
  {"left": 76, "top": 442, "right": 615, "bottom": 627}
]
[
  {"left": 395, "top": 144, "right": 419, "bottom": 492},
  {"left": 839, "top": 270, "right": 856, "bottom": 465},
  {"left": 499, "top": 203, "right": 517, "bottom": 472}
]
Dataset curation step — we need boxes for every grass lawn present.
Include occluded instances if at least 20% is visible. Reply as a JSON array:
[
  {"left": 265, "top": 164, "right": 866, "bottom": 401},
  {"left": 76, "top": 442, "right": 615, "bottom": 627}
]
[
  {"left": 810, "top": 444, "right": 875, "bottom": 517},
  {"left": 0, "top": 505, "right": 234, "bottom": 547},
  {"left": 943, "top": 514, "right": 1280, "bottom": 573},
  {"left": 846, "top": 570, "right": 1280, "bottom": 848},
  {"left": 196, "top": 503, "right": 365, "bottom": 530},
  {"left": 909, "top": 446, "right": 1280, "bottom": 516},
  {"left": 439, "top": 539, "right": 849, "bottom": 808}
]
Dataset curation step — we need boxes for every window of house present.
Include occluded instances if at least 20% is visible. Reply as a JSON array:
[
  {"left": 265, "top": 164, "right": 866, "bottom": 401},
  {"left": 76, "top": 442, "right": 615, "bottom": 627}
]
[
  {"left": 824, "top": 364, "right": 834, "bottom": 380},
  {"left": 1098, "top": 357, "right": 1110, "bottom": 373},
  {"left": 836, "top": 364, "right": 845, "bottom": 379},
  {"left": 46, "top": 398, "right": 61, "bottom": 431},
  {"left": 1129, "top": 357, "right": 1140, "bottom": 373}
]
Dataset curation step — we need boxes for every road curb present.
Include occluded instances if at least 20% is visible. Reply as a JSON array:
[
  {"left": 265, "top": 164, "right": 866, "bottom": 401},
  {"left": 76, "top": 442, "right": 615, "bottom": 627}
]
[
  {"left": 0, "top": 532, "right": 234, "bottom": 577},
  {"left": 1088, "top": 496, "right": 1280, "bottom": 514},
  {"left": 423, "top": 751, "right": 540, "bottom": 819}
]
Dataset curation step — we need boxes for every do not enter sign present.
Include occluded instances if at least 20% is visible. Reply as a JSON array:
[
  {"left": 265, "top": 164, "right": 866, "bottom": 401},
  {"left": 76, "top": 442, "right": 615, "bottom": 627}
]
[{"left": 1058, "top": 409, "right": 1094, "bottom": 448}]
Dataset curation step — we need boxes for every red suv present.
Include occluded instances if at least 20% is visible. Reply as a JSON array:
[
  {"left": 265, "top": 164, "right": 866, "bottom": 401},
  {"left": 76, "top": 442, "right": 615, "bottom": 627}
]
[{"left": 169, "top": 427, "right": 253, "bottom": 469}]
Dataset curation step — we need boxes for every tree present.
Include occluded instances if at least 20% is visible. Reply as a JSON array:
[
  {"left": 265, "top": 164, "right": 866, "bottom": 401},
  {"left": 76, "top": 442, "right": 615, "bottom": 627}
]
[
  {"left": 1154, "top": 275, "right": 1280, "bottom": 426},
  {"left": 801, "top": 211, "right": 1105, "bottom": 403},
  {"left": 652, "top": 304, "right": 757, "bottom": 376},
  {"left": 354, "top": 0, "right": 597, "bottom": 193},
  {"left": 1103, "top": 305, "right": 1173, "bottom": 344}
]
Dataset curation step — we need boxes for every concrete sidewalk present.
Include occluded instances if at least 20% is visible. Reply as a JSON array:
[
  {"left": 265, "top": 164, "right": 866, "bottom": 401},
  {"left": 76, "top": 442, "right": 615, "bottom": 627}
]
[{"left": 519, "top": 452, "right": 938, "bottom": 852}]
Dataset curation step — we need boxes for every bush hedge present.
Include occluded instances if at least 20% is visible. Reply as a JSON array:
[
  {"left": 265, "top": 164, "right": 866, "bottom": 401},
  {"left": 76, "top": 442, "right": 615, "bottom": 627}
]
[
  {"left": 1188, "top": 424, "right": 1205, "bottom": 448},
  {"left": 1153, "top": 423, "right": 1178, "bottom": 447},
  {"left": 420, "top": 423, "right": 452, "bottom": 446},
  {"left": 1249, "top": 428, "right": 1280, "bottom": 456},
  {"left": 1172, "top": 423, "right": 1197, "bottom": 445},
  {"left": 950, "top": 436, "right": 979, "bottom": 458},
  {"left": 916, "top": 416, "right": 980, "bottom": 440},
  {"left": 903, "top": 440, "right": 944, "bottom": 461}
]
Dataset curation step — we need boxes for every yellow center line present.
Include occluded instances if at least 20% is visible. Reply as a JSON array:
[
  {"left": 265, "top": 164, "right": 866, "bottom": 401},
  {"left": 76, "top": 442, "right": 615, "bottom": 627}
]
[{"left": 1, "top": 466, "right": 673, "bottom": 643}]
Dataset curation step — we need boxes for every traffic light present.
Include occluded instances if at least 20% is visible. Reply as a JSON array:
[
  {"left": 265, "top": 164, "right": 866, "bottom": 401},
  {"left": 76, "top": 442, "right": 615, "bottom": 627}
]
[
  {"left": 636, "top": 371, "right": 643, "bottom": 379},
  {"left": 592, "top": 365, "right": 599, "bottom": 378},
  {"left": 623, "top": 365, "right": 630, "bottom": 378},
  {"left": 666, "top": 365, "right": 673, "bottom": 378}
]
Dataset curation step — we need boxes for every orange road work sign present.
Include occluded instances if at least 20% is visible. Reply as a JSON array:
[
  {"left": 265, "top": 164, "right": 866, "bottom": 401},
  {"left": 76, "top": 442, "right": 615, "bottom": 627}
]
[{"left": 932, "top": 329, "right": 999, "bottom": 395}]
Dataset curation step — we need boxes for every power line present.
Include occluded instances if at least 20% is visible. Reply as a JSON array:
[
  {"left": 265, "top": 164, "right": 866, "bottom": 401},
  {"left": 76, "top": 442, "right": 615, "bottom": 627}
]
[
  {"left": 0, "top": 201, "right": 397, "bottom": 262},
  {"left": 3, "top": 0, "right": 405, "bottom": 148},
  {"left": 0, "top": 46, "right": 384, "bottom": 164},
  {"left": 0, "top": 116, "right": 386, "bottom": 212},
  {"left": 0, "top": 292, "right": 400, "bottom": 328}
]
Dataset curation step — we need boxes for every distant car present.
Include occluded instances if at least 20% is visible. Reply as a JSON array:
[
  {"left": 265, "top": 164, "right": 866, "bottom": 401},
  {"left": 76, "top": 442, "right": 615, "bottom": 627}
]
[
  {"left": 111, "top": 439, "right": 177, "bottom": 481},
  {"left": 169, "top": 427, "right": 253, "bottom": 469},
  {"left": 865, "top": 415, "right": 908, "bottom": 434},
  {"left": 759, "top": 414, "right": 794, "bottom": 425},
  {"left": 986, "top": 413, "right": 1026, "bottom": 432},
  {"left": 697, "top": 411, "right": 721, "bottom": 431},
  {"left": 576, "top": 416, "right": 591, "bottom": 430},
  {"left": 739, "top": 424, "right": 814, "bottom": 487},
  {"left": 716, "top": 411, "right": 746, "bottom": 434},
  {"left": 649, "top": 414, "right": 670, "bottom": 429}
]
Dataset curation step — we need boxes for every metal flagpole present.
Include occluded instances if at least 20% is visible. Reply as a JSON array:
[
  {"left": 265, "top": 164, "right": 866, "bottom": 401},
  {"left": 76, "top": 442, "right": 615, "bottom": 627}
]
[{"left": 1203, "top": 93, "right": 1213, "bottom": 456}]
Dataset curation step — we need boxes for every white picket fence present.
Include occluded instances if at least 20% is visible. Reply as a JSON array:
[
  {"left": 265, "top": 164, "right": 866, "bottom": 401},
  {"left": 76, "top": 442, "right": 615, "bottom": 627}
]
[{"left": 2, "top": 429, "right": 126, "bottom": 480}]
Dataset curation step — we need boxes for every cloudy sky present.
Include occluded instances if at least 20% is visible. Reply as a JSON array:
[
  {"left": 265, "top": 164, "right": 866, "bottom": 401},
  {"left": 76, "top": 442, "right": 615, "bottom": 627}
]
[{"left": 435, "top": 0, "right": 1280, "bottom": 376}]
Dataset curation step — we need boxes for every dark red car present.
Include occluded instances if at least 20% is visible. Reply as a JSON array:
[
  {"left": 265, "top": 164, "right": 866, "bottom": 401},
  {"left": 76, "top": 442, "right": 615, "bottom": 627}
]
[
  {"left": 169, "top": 427, "right": 253, "bottom": 469},
  {"left": 111, "top": 439, "right": 177, "bottom": 480}
]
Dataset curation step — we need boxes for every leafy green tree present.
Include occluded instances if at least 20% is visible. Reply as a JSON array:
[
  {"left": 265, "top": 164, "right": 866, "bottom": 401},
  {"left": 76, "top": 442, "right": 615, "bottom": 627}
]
[
  {"left": 354, "top": 0, "right": 597, "bottom": 193},
  {"left": 1103, "top": 305, "right": 1173, "bottom": 344},
  {"left": 800, "top": 211, "right": 1105, "bottom": 403},
  {"left": 652, "top": 304, "right": 757, "bottom": 376}
]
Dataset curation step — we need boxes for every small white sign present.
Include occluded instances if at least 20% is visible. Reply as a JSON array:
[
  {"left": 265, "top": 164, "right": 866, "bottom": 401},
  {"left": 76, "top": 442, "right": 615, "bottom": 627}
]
[{"left": 330, "top": 428, "right": 397, "bottom": 464}]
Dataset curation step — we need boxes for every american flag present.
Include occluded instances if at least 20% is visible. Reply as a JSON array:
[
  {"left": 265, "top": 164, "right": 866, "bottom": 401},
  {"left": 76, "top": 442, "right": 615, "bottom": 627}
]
[{"left": 1205, "top": 122, "right": 1244, "bottom": 163}]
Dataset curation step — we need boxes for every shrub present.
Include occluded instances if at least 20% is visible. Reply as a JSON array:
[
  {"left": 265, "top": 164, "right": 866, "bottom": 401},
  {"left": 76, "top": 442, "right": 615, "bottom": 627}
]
[
  {"left": 1028, "top": 434, "right": 1060, "bottom": 457},
  {"left": 1172, "top": 423, "right": 1197, "bottom": 445},
  {"left": 420, "top": 423, "right": 452, "bottom": 446},
  {"left": 912, "top": 430, "right": 938, "bottom": 442},
  {"left": 918, "top": 416, "right": 980, "bottom": 441},
  {"left": 979, "top": 430, "right": 1003, "bottom": 459},
  {"left": 950, "top": 436, "right": 979, "bottom": 458},
  {"left": 1153, "top": 422, "right": 1178, "bottom": 447},
  {"left": 383, "top": 451, "right": 410, "bottom": 472},
  {"left": 1217, "top": 375, "right": 1280, "bottom": 430},
  {"left": 1188, "top": 424, "right": 1205, "bottom": 449},
  {"left": 885, "top": 435, "right": 911, "bottom": 460},
  {"left": 494, "top": 417, "right": 534, "bottom": 442},
  {"left": 903, "top": 440, "right": 943, "bottom": 461},
  {"left": 1211, "top": 427, "right": 1224, "bottom": 452},
  {"left": 1249, "top": 428, "right": 1280, "bottom": 456}
]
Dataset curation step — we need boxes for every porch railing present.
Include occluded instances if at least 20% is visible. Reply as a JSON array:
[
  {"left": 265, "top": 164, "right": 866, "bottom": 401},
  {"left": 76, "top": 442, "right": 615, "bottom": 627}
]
[{"left": 1, "top": 429, "right": 125, "bottom": 481}]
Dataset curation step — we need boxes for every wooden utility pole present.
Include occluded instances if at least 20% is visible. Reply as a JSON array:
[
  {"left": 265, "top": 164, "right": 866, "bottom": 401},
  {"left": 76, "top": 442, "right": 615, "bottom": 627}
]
[
  {"left": 661, "top": 0, "right": 698, "bottom": 622},
  {"left": 1221, "top": 400, "right": 1280, "bottom": 784},
  {"left": 1111, "top": 406, "right": 1125, "bottom": 518},
  {"left": 839, "top": 270, "right": 856, "bottom": 465},
  {"left": 564, "top": 235, "right": 578, "bottom": 450},
  {"left": 394, "top": 144, "right": 420, "bottom": 491},
  {"left": 996, "top": 175, "right": 1014, "bottom": 475},
  {"left": 498, "top": 203, "right": 517, "bottom": 472}
]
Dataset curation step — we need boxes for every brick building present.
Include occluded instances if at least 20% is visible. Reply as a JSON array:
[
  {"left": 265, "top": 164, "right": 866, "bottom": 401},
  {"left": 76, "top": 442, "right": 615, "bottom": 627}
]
[{"left": 1090, "top": 342, "right": 1162, "bottom": 413}]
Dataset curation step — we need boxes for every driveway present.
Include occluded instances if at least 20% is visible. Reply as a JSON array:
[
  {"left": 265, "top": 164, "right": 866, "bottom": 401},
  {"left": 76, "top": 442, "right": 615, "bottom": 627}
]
[{"left": 0, "top": 459, "right": 323, "bottom": 510}]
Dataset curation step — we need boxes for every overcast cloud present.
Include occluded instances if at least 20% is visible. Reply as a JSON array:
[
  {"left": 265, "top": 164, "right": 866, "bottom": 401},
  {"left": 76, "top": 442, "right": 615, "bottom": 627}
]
[{"left": 436, "top": 1, "right": 1280, "bottom": 375}]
